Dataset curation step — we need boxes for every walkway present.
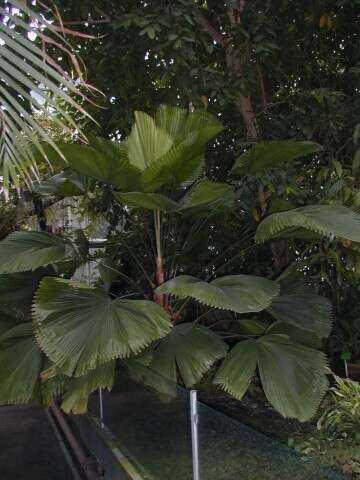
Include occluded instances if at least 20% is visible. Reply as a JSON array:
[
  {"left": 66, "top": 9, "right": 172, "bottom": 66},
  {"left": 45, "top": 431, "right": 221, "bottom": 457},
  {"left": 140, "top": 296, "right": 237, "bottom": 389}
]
[{"left": 0, "top": 404, "right": 73, "bottom": 480}]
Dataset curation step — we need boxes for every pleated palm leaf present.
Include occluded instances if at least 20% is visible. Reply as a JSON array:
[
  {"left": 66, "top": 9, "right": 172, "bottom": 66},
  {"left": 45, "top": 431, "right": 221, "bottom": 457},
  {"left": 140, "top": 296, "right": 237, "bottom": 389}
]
[{"left": 2, "top": 106, "right": 360, "bottom": 421}]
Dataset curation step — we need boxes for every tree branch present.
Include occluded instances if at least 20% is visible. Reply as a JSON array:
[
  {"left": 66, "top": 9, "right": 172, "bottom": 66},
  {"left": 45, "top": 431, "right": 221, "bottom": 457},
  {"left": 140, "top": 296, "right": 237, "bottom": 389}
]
[{"left": 195, "top": 10, "right": 226, "bottom": 48}]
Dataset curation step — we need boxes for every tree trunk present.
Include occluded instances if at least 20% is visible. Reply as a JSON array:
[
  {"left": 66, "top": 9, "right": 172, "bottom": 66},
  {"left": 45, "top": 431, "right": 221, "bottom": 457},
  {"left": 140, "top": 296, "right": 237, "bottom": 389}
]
[{"left": 196, "top": 6, "right": 259, "bottom": 140}]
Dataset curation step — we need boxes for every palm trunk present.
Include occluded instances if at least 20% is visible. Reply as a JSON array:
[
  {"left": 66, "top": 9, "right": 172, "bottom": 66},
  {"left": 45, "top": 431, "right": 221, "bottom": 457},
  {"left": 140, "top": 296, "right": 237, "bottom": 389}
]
[{"left": 153, "top": 210, "right": 167, "bottom": 309}]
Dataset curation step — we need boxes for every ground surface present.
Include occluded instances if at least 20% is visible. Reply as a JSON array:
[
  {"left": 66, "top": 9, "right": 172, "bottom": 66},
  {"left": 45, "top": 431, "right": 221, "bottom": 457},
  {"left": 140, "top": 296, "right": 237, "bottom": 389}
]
[
  {"left": 0, "top": 404, "right": 73, "bottom": 480},
  {"left": 90, "top": 375, "right": 347, "bottom": 480}
]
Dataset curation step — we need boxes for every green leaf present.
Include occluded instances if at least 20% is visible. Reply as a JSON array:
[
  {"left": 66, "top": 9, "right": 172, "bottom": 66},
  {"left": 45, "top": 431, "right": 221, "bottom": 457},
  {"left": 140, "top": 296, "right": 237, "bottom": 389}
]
[
  {"left": 261, "top": 226, "right": 324, "bottom": 241},
  {"left": 33, "top": 277, "right": 172, "bottom": 377},
  {"left": 256, "top": 205, "right": 360, "bottom": 243},
  {"left": 120, "top": 351, "right": 153, "bottom": 384},
  {"left": 0, "top": 317, "right": 16, "bottom": 337},
  {"left": 43, "top": 107, "right": 223, "bottom": 194},
  {"left": 127, "top": 111, "right": 174, "bottom": 170},
  {"left": 266, "top": 322, "right": 321, "bottom": 349},
  {"left": 179, "top": 180, "right": 234, "bottom": 216},
  {"left": 0, "top": 323, "right": 42, "bottom": 405},
  {"left": 214, "top": 340, "right": 258, "bottom": 399},
  {"left": 0, "top": 231, "right": 66, "bottom": 274},
  {"left": 0, "top": 4, "right": 93, "bottom": 189},
  {"left": 34, "top": 170, "right": 91, "bottom": 197},
  {"left": 40, "top": 368, "right": 68, "bottom": 407},
  {"left": 268, "top": 198, "right": 295, "bottom": 214},
  {"left": 155, "top": 105, "right": 223, "bottom": 153},
  {"left": 38, "top": 140, "right": 141, "bottom": 191},
  {"left": 215, "top": 334, "right": 328, "bottom": 421},
  {"left": 98, "top": 259, "right": 119, "bottom": 287},
  {"left": 114, "top": 191, "right": 179, "bottom": 211},
  {"left": 140, "top": 137, "right": 205, "bottom": 192},
  {"left": 232, "top": 140, "right": 323, "bottom": 176},
  {"left": 147, "top": 323, "right": 227, "bottom": 389},
  {"left": 268, "top": 287, "right": 332, "bottom": 337},
  {"left": 61, "top": 361, "right": 115, "bottom": 414},
  {"left": 234, "top": 318, "right": 267, "bottom": 335},
  {"left": 156, "top": 275, "right": 279, "bottom": 313},
  {"left": 134, "top": 105, "right": 223, "bottom": 191},
  {"left": 0, "top": 268, "right": 52, "bottom": 316}
]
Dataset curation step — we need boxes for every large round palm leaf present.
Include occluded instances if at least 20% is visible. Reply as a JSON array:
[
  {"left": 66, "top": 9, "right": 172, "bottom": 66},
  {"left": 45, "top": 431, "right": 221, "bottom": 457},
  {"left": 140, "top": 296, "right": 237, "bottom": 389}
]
[
  {"left": 156, "top": 274, "right": 279, "bottom": 313},
  {"left": 268, "top": 286, "right": 332, "bottom": 337},
  {"left": 0, "top": 268, "right": 52, "bottom": 318},
  {"left": 256, "top": 205, "right": 360, "bottom": 243},
  {"left": 177, "top": 180, "right": 234, "bottom": 216},
  {"left": 61, "top": 361, "right": 115, "bottom": 414},
  {"left": 215, "top": 334, "right": 328, "bottom": 421},
  {"left": 146, "top": 323, "right": 227, "bottom": 391},
  {"left": 38, "top": 139, "right": 142, "bottom": 191},
  {"left": 0, "top": 231, "right": 66, "bottom": 274},
  {"left": 231, "top": 140, "right": 322, "bottom": 176},
  {"left": 114, "top": 191, "right": 180, "bottom": 212},
  {"left": 33, "top": 277, "right": 172, "bottom": 377},
  {"left": 0, "top": 322, "right": 42, "bottom": 404},
  {"left": 114, "top": 180, "right": 234, "bottom": 215},
  {"left": 35, "top": 170, "right": 92, "bottom": 197},
  {"left": 127, "top": 111, "right": 173, "bottom": 170},
  {"left": 128, "top": 105, "right": 223, "bottom": 191},
  {"left": 155, "top": 105, "right": 224, "bottom": 154}
]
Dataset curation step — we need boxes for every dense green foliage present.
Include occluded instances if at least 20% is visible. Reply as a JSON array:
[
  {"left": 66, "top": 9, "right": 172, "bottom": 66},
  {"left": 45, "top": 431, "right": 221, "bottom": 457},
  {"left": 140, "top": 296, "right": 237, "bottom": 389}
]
[
  {"left": 0, "top": 1, "right": 360, "bottom": 428},
  {"left": 1, "top": 105, "right": 360, "bottom": 422},
  {"left": 44, "top": 0, "right": 360, "bottom": 363}
]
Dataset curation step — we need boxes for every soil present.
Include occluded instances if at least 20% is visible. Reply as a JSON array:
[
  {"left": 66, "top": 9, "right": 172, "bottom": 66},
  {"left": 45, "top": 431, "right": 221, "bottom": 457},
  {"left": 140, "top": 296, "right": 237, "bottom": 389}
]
[{"left": 0, "top": 403, "right": 73, "bottom": 480}]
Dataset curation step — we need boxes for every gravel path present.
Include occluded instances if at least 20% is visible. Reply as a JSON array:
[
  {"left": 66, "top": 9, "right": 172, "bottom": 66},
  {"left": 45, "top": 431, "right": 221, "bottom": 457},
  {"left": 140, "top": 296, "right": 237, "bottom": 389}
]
[{"left": 0, "top": 404, "right": 73, "bottom": 480}]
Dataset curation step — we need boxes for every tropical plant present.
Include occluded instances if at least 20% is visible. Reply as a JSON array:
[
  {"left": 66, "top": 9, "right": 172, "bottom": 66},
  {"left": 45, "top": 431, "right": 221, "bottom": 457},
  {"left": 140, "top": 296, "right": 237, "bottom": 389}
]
[
  {"left": 2, "top": 105, "right": 360, "bottom": 421},
  {"left": 0, "top": 1, "right": 93, "bottom": 192},
  {"left": 318, "top": 376, "right": 360, "bottom": 440}
]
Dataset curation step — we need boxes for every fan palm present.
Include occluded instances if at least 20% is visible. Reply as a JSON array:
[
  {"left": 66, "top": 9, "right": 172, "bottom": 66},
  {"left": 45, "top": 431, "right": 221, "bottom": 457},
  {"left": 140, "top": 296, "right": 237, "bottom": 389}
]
[{"left": 1, "top": 105, "right": 360, "bottom": 421}]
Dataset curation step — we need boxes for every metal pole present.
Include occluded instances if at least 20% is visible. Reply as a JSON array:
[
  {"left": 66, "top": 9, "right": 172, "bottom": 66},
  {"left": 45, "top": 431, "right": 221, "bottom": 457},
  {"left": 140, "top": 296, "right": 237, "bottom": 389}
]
[
  {"left": 99, "top": 388, "right": 104, "bottom": 428},
  {"left": 49, "top": 405, "right": 101, "bottom": 480},
  {"left": 190, "top": 390, "right": 200, "bottom": 480}
]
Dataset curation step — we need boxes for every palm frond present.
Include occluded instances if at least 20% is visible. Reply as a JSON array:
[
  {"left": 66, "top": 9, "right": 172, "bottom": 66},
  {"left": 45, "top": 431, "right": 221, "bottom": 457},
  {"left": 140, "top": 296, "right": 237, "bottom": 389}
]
[
  {"left": 146, "top": 324, "right": 227, "bottom": 390},
  {"left": 34, "top": 170, "right": 91, "bottom": 197},
  {"left": 178, "top": 180, "right": 234, "bottom": 216},
  {"left": 0, "top": 231, "right": 67, "bottom": 274},
  {"left": 114, "top": 191, "right": 179, "bottom": 212},
  {"left": 232, "top": 140, "right": 322, "bottom": 176},
  {"left": 0, "top": 3, "right": 94, "bottom": 189},
  {"left": 156, "top": 274, "right": 279, "bottom": 313},
  {"left": 256, "top": 205, "right": 360, "bottom": 243},
  {"left": 215, "top": 334, "right": 328, "bottom": 421},
  {"left": 37, "top": 139, "right": 142, "bottom": 190},
  {"left": 33, "top": 277, "right": 172, "bottom": 377},
  {"left": 61, "top": 361, "right": 115, "bottom": 414},
  {"left": 268, "top": 286, "right": 332, "bottom": 338},
  {"left": 0, "top": 322, "right": 42, "bottom": 405},
  {"left": 0, "top": 268, "right": 51, "bottom": 316}
]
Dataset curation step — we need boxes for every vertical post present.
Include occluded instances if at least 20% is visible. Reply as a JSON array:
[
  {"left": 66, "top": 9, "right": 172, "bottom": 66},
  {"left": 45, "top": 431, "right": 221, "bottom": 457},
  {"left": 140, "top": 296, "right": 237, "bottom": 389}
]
[
  {"left": 99, "top": 388, "right": 104, "bottom": 428},
  {"left": 190, "top": 390, "right": 200, "bottom": 480}
]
